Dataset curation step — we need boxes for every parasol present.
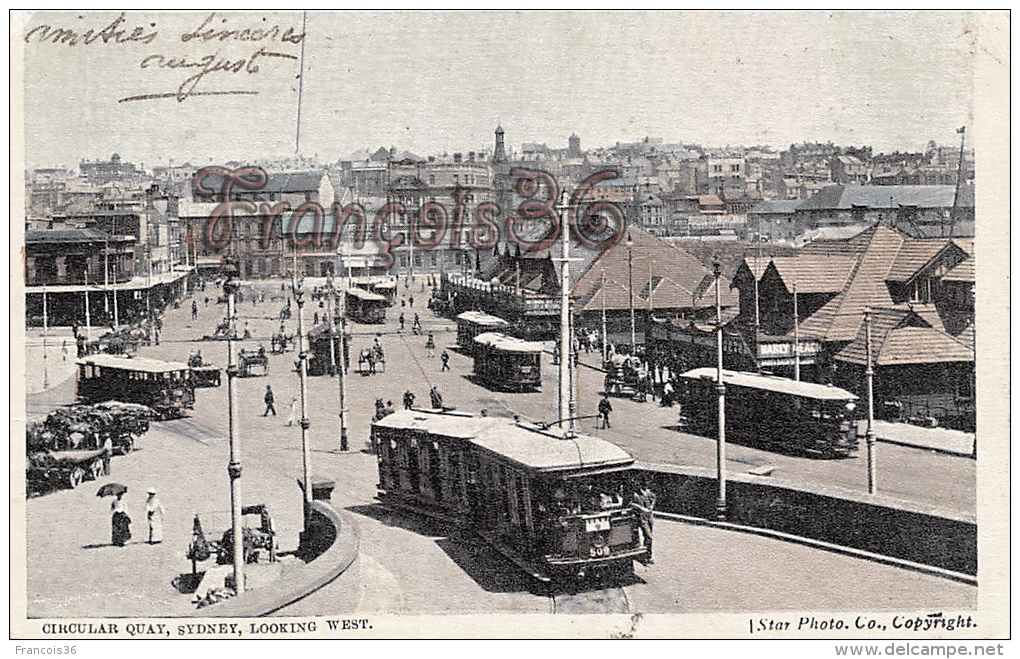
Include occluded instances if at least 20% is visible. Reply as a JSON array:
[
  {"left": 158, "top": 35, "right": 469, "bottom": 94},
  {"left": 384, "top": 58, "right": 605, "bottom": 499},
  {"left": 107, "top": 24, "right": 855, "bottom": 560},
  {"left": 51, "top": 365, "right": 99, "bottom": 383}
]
[{"left": 96, "top": 483, "right": 128, "bottom": 497}]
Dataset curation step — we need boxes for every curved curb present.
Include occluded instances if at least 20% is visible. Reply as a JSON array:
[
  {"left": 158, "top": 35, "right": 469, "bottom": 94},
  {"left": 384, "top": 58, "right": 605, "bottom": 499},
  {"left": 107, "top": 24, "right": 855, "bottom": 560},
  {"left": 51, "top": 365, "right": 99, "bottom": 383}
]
[
  {"left": 201, "top": 502, "right": 360, "bottom": 617},
  {"left": 656, "top": 511, "right": 977, "bottom": 587}
]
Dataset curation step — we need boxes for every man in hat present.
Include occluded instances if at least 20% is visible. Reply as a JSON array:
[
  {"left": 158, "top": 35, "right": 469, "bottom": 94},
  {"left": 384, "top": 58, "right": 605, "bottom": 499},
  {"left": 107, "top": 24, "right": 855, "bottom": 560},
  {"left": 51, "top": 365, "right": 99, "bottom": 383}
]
[
  {"left": 145, "top": 488, "right": 165, "bottom": 545},
  {"left": 440, "top": 350, "right": 450, "bottom": 372}
]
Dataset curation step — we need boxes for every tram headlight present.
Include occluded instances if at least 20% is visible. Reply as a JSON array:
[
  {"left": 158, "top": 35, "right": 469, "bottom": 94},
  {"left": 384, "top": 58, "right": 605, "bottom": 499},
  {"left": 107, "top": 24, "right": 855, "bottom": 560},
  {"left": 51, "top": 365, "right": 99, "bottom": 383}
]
[{"left": 845, "top": 402, "right": 856, "bottom": 412}]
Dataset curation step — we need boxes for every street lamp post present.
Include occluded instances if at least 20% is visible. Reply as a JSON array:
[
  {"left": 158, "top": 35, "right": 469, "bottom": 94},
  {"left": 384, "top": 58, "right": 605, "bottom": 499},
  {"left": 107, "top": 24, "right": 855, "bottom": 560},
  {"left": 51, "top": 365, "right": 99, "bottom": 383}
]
[
  {"left": 293, "top": 251, "right": 313, "bottom": 506},
  {"left": 714, "top": 262, "right": 727, "bottom": 520},
  {"left": 600, "top": 270, "right": 608, "bottom": 365},
  {"left": 793, "top": 281, "right": 800, "bottom": 381},
  {"left": 83, "top": 268, "right": 92, "bottom": 342},
  {"left": 223, "top": 261, "right": 245, "bottom": 593},
  {"left": 328, "top": 275, "right": 349, "bottom": 452},
  {"left": 864, "top": 308, "right": 877, "bottom": 494},
  {"left": 555, "top": 191, "right": 577, "bottom": 436},
  {"left": 626, "top": 233, "right": 635, "bottom": 355},
  {"left": 42, "top": 285, "right": 49, "bottom": 390}
]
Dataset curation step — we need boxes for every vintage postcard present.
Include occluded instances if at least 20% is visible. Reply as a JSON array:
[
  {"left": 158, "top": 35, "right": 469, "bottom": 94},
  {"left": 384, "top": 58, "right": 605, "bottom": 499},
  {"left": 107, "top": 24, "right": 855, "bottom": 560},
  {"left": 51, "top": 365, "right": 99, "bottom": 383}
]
[{"left": 9, "top": 10, "right": 1010, "bottom": 646}]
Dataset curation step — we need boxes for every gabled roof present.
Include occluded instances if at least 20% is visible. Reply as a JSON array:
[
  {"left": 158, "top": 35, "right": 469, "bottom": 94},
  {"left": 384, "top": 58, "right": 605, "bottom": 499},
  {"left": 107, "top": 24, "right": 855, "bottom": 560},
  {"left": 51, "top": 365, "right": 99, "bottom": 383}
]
[
  {"left": 885, "top": 239, "right": 960, "bottom": 283},
  {"left": 834, "top": 311, "right": 974, "bottom": 366},
  {"left": 765, "top": 255, "right": 857, "bottom": 293},
  {"left": 798, "top": 224, "right": 906, "bottom": 342},
  {"left": 571, "top": 226, "right": 736, "bottom": 313}
]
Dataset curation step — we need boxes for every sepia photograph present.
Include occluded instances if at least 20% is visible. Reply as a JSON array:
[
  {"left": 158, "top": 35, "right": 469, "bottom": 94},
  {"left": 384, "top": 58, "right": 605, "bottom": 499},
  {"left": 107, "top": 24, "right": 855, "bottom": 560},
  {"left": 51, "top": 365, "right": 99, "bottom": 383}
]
[{"left": 8, "top": 9, "right": 1010, "bottom": 648}]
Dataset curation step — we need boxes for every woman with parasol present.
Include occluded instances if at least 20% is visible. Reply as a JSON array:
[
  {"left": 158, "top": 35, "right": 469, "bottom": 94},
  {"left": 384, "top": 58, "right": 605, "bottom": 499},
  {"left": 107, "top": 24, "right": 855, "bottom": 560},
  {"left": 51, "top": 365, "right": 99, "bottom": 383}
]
[{"left": 100, "top": 484, "right": 132, "bottom": 547}]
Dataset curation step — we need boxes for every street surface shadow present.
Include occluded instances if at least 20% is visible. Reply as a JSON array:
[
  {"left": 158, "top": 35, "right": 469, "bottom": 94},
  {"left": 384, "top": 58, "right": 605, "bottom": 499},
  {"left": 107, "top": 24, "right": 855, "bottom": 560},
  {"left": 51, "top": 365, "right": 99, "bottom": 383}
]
[
  {"left": 433, "top": 535, "right": 543, "bottom": 594},
  {"left": 345, "top": 503, "right": 451, "bottom": 538},
  {"left": 661, "top": 424, "right": 854, "bottom": 461},
  {"left": 172, "top": 571, "right": 203, "bottom": 594}
]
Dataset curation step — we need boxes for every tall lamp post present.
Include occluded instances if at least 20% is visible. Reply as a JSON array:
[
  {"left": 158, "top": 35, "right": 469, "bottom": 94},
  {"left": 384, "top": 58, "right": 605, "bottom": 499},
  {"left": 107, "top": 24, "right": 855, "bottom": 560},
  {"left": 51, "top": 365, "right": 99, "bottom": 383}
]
[
  {"left": 714, "top": 262, "right": 727, "bottom": 520},
  {"left": 327, "top": 274, "right": 349, "bottom": 452},
  {"left": 600, "top": 270, "right": 608, "bottom": 365},
  {"left": 42, "top": 285, "right": 49, "bottom": 390},
  {"left": 793, "top": 281, "right": 800, "bottom": 381},
  {"left": 554, "top": 191, "right": 579, "bottom": 436},
  {"left": 293, "top": 250, "right": 313, "bottom": 506},
  {"left": 83, "top": 268, "right": 92, "bottom": 342},
  {"left": 864, "top": 308, "right": 877, "bottom": 494},
  {"left": 626, "top": 233, "right": 635, "bottom": 355},
  {"left": 223, "top": 260, "right": 245, "bottom": 593}
]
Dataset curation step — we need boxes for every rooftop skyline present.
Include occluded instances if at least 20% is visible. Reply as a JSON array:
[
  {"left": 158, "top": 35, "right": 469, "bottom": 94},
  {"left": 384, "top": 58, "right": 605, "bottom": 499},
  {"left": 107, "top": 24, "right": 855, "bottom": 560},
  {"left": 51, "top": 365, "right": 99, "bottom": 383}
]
[{"left": 18, "top": 11, "right": 978, "bottom": 170}]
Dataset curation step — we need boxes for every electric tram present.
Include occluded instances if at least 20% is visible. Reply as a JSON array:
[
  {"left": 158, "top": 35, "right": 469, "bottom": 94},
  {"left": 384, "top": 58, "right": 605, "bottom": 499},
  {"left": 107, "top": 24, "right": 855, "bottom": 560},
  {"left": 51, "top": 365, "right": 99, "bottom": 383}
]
[
  {"left": 677, "top": 368, "right": 859, "bottom": 458},
  {"left": 471, "top": 332, "right": 543, "bottom": 391},
  {"left": 455, "top": 311, "right": 510, "bottom": 353},
  {"left": 345, "top": 287, "right": 388, "bottom": 324},
  {"left": 76, "top": 354, "right": 195, "bottom": 419},
  {"left": 372, "top": 409, "right": 649, "bottom": 581}
]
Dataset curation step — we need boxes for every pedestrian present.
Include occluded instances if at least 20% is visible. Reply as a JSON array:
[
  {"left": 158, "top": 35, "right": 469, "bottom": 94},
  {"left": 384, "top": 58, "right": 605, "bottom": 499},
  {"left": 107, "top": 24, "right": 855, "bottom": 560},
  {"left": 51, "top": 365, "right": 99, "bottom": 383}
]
[
  {"left": 286, "top": 396, "right": 298, "bottom": 426},
  {"left": 403, "top": 389, "right": 415, "bottom": 410},
  {"left": 204, "top": 296, "right": 210, "bottom": 307},
  {"left": 61, "top": 340, "right": 68, "bottom": 362},
  {"left": 399, "top": 312, "right": 405, "bottom": 332},
  {"left": 440, "top": 350, "right": 450, "bottom": 372},
  {"left": 263, "top": 385, "right": 277, "bottom": 416},
  {"left": 412, "top": 313, "right": 422, "bottom": 335},
  {"left": 145, "top": 488, "right": 165, "bottom": 545},
  {"left": 430, "top": 385, "right": 443, "bottom": 409},
  {"left": 314, "top": 311, "right": 319, "bottom": 325},
  {"left": 598, "top": 395, "right": 613, "bottom": 429},
  {"left": 631, "top": 482, "right": 657, "bottom": 564},
  {"left": 401, "top": 298, "right": 406, "bottom": 309},
  {"left": 661, "top": 380, "right": 675, "bottom": 407},
  {"left": 243, "top": 320, "right": 251, "bottom": 339},
  {"left": 110, "top": 491, "right": 131, "bottom": 547},
  {"left": 409, "top": 295, "right": 414, "bottom": 308},
  {"left": 191, "top": 300, "right": 198, "bottom": 320},
  {"left": 425, "top": 332, "right": 435, "bottom": 359},
  {"left": 154, "top": 329, "right": 160, "bottom": 346}
]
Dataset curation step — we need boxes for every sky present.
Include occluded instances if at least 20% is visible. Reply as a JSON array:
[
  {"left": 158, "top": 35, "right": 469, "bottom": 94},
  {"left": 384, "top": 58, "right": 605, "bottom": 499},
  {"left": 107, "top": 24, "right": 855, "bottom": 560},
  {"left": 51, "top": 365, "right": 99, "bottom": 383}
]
[{"left": 17, "top": 10, "right": 979, "bottom": 170}]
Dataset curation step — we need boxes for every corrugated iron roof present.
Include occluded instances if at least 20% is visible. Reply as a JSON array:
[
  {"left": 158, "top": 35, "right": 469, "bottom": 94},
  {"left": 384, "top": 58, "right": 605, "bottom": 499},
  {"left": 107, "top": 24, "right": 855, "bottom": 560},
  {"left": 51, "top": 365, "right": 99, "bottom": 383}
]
[
  {"left": 471, "top": 423, "right": 634, "bottom": 473},
  {"left": 78, "top": 354, "right": 190, "bottom": 373},
  {"left": 798, "top": 185, "right": 972, "bottom": 211},
  {"left": 473, "top": 332, "right": 544, "bottom": 354},
  {"left": 25, "top": 228, "right": 111, "bottom": 243}
]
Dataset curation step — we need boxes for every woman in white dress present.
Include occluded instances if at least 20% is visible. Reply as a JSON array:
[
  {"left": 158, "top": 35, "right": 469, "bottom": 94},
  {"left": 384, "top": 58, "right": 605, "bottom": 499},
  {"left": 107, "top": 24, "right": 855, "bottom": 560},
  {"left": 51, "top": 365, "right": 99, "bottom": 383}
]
[{"left": 145, "top": 488, "right": 165, "bottom": 544}]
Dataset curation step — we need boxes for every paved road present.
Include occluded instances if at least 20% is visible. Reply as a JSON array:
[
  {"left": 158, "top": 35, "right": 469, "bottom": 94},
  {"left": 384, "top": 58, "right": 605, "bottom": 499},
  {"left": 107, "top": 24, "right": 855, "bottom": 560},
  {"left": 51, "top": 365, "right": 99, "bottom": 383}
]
[{"left": 23, "top": 278, "right": 977, "bottom": 616}]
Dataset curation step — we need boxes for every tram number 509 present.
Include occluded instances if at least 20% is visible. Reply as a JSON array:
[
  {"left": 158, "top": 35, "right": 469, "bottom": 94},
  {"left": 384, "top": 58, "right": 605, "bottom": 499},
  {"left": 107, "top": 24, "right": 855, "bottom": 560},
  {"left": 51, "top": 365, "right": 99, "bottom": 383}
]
[{"left": 589, "top": 545, "right": 611, "bottom": 558}]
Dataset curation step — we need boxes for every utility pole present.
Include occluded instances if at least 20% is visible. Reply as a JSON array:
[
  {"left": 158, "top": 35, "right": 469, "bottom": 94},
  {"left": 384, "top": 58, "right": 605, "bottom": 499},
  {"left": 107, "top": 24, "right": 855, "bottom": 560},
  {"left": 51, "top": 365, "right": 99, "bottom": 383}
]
[
  {"left": 104, "top": 239, "right": 110, "bottom": 322},
  {"left": 293, "top": 249, "right": 313, "bottom": 505},
  {"left": 112, "top": 261, "right": 119, "bottom": 328},
  {"left": 554, "top": 191, "right": 578, "bottom": 436},
  {"left": 42, "top": 285, "right": 49, "bottom": 390},
  {"left": 714, "top": 262, "right": 727, "bottom": 520},
  {"left": 864, "top": 308, "right": 877, "bottom": 494},
  {"left": 223, "top": 260, "right": 245, "bottom": 594},
  {"left": 627, "top": 233, "right": 636, "bottom": 355},
  {"left": 600, "top": 270, "right": 608, "bottom": 365},
  {"left": 83, "top": 268, "right": 92, "bottom": 342},
  {"left": 328, "top": 274, "right": 349, "bottom": 452},
  {"left": 793, "top": 281, "right": 800, "bottom": 381}
]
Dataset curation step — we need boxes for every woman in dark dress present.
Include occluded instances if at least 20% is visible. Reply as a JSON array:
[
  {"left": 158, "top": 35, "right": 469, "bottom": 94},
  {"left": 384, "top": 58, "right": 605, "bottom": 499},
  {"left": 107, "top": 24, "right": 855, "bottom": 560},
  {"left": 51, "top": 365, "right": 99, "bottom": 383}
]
[{"left": 111, "top": 492, "right": 131, "bottom": 547}]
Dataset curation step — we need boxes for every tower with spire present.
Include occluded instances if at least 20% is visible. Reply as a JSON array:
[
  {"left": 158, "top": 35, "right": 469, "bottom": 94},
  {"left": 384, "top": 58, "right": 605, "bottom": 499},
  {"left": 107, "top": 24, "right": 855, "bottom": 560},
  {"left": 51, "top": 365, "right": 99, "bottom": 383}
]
[{"left": 493, "top": 125, "right": 511, "bottom": 225}]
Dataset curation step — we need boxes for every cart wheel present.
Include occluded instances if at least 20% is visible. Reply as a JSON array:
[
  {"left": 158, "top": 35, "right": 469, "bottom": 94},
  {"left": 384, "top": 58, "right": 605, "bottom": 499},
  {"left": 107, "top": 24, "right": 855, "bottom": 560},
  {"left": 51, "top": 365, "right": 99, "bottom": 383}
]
[
  {"left": 89, "top": 460, "right": 104, "bottom": 480},
  {"left": 122, "top": 437, "right": 134, "bottom": 454},
  {"left": 67, "top": 467, "right": 85, "bottom": 489}
]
